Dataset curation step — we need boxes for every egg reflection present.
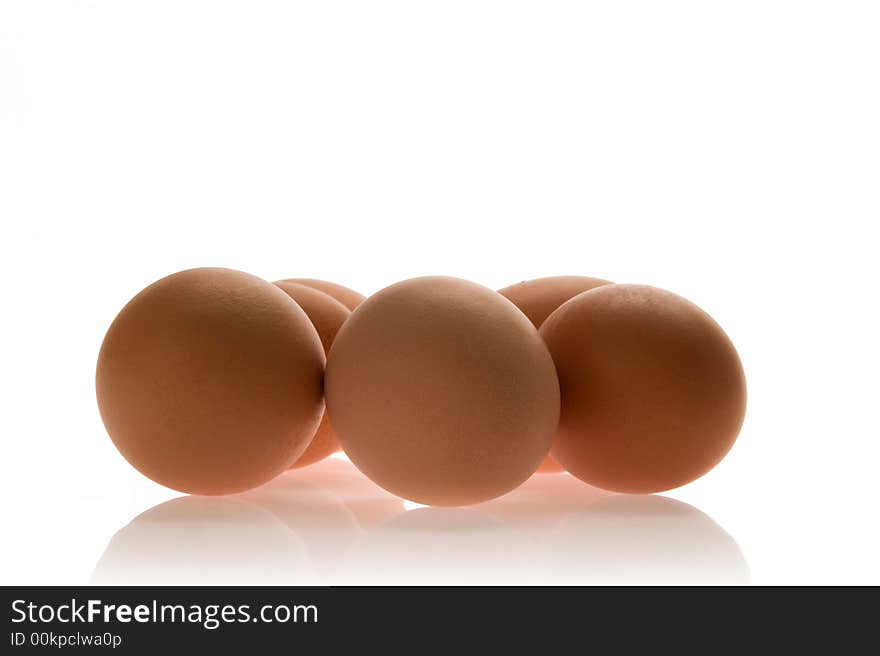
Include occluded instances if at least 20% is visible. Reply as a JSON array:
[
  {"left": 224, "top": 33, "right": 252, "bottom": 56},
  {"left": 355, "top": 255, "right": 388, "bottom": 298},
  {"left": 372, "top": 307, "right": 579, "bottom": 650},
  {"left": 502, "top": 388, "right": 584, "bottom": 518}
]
[
  {"left": 94, "top": 461, "right": 746, "bottom": 585},
  {"left": 540, "top": 495, "right": 749, "bottom": 584},
  {"left": 241, "top": 458, "right": 404, "bottom": 576},
  {"left": 92, "top": 458, "right": 405, "bottom": 585},
  {"left": 337, "top": 508, "right": 539, "bottom": 585},
  {"left": 474, "top": 471, "right": 610, "bottom": 534},
  {"left": 91, "top": 495, "right": 315, "bottom": 585},
  {"left": 283, "top": 456, "right": 406, "bottom": 530}
]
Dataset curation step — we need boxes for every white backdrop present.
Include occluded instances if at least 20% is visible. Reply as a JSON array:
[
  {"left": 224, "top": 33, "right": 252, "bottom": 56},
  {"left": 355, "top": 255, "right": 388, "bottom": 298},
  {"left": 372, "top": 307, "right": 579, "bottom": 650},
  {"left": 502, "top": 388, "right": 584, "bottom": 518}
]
[{"left": 1, "top": 1, "right": 878, "bottom": 584}]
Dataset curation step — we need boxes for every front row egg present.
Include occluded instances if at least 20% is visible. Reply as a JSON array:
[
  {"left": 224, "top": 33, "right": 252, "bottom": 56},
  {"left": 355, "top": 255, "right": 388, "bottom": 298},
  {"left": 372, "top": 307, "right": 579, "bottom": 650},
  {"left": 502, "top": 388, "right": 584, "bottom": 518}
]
[
  {"left": 325, "top": 276, "right": 560, "bottom": 506},
  {"left": 540, "top": 284, "right": 746, "bottom": 494},
  {"left": 96, "top": 268, "right": 325, "bottom": 495}
]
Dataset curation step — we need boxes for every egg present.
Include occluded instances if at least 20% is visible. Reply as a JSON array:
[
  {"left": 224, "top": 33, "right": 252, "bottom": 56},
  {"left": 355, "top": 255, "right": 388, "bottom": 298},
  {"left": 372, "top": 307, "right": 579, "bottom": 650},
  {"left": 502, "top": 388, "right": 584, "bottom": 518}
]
[
  {"left": 280, "top": 278, "right": 365, "bottom": 311},
  {"left": 325, "top": 276, "right": 560, "bottom": 506},
  {"left": 540, "top": 284, "right": 746, "bottom": 493},
  {"left": 96, "top": 268, "right": 325, "bottom": 495},
  {"left": 499, "top": 275, "right": 611, "bottom": 473},
  {"left": 274, "top": 281, "right": 349, "bottom": 468},
  {"left": 499, "top": 275, "right": 612, "bottom": 328}
]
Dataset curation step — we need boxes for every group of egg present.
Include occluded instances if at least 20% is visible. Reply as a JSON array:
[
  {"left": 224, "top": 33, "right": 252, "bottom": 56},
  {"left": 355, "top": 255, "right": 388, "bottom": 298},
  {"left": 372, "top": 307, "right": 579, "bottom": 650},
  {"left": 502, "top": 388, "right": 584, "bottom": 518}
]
[{"left": 96, "top": 269, "right": 746, "bottom": 506}]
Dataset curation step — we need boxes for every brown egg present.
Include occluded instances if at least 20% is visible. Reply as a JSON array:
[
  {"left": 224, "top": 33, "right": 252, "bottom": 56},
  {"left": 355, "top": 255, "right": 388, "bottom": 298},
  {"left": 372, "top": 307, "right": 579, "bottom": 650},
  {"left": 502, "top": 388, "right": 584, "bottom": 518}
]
[
  {"left": 273, "top": 281, "right": 350, "bottom": 468},
  {"left": 96, "top": 268, "right": 325, "bottom": 495},
  {"left": 540, "top": 284, "right": 746, "bottom": 493},
  {"left": 325, "top": 276, "right": 560, "bottom": 506},
  {"left": 280, "top": 278, "right": 365, "bottom": 311},
  {"left": 499, "top": 276, "right": 612, "bottom": 473},
  {"left": 499, "top": 275, "right": 612, "bottom": 328}
]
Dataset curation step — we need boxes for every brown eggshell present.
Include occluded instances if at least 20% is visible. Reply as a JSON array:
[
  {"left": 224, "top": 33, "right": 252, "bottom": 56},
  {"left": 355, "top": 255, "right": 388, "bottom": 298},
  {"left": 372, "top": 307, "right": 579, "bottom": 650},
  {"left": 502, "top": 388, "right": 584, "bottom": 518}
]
[
  {"left": 536, "top": 455, "right": 566, "bottom": 473},
  {"left": 96, "top": 268, "right": 326, "bottom": 495},
  {"left": 274, "top": 281, "right": 350, "bottom": 468},
  {"left": 499, "top": 276, "right": 612, "bottom": 473},
  {"left": 325, "top": 276, "right": 560, "bottom": 506},
  {"left": 540, "top": 284, "right": 746, "bottom": 493},
  {"left": 280, "top": 278, "right": 365, "bottom": 311},
  {"left": 499, "top": 276, "right": 612, "bottom": 328}
]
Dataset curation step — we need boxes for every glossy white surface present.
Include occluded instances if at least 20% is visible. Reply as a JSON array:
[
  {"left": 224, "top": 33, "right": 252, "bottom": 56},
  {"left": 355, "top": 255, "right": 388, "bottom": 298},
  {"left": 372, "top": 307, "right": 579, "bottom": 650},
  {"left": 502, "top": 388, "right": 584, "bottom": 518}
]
[{"left": 92, "top": 458, "right": 750, "bottom": 586}]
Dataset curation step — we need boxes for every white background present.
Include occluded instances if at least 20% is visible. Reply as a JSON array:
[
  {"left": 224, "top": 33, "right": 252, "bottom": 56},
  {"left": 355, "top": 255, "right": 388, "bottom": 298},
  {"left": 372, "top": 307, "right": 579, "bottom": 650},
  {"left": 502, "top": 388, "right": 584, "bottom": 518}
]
[{"left": 1, "top": 1, "right": 878, "bottom": 585}]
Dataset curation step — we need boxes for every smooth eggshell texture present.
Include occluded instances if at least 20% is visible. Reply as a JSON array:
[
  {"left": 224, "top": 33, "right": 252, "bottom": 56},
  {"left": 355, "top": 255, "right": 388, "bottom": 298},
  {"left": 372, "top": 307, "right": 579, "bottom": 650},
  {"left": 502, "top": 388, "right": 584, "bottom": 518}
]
[
  {"left": 96, "top": 268, "right": 326, "bottom": 495},
  {"left": 536, "top": 454, "right": 566, "bottom": 474},
  {"left": 498, "top": 276, "right": 612, "bottom": 329},
  {"left": 274, "top": 281, "right": 350, "bottom": 468},
  {"left": 499, "top": 276, "right": 611, "bottom": 473},
  {"left": 326, "top": 276, "right": 561, "bottom": 506},
  {"left": 540, "top": 284, "right": 746, "bottom": 493},
  {"left": 280, "top": 278, "right": 365, "bottom": 311}
]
